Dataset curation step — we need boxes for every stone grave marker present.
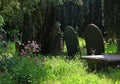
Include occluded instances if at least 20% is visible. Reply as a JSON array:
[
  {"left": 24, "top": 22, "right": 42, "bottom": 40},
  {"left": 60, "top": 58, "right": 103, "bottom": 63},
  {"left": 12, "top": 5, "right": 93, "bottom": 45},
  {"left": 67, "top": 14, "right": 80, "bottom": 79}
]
[
  {"left": 84, "top": 23, "right": 104, "bottom": 55},
  {"left": 64, "top": 26, "right": 80, "bottom": 58}
]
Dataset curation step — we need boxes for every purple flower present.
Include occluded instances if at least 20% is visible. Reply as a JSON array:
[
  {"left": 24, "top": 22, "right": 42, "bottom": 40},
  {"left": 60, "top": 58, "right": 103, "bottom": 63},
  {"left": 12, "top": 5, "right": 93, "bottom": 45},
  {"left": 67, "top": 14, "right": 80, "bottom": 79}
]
[{"left": 20, "top": 40, "right": 40, "bottom": 57}]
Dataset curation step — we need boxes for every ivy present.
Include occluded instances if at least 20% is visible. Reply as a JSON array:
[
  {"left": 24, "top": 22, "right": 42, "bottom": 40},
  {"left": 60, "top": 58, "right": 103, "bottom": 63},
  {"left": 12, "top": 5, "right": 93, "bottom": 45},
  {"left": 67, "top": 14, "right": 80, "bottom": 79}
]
[{"left": 0, "top": 15, "right": 4, "bottom": 28}]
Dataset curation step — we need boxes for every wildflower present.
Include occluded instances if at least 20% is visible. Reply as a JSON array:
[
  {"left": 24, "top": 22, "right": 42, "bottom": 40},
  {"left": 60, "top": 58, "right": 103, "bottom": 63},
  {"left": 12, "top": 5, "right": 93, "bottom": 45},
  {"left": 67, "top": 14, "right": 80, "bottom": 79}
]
[{"left": 20, "top": 41, "right": 40, "bottom": 57}]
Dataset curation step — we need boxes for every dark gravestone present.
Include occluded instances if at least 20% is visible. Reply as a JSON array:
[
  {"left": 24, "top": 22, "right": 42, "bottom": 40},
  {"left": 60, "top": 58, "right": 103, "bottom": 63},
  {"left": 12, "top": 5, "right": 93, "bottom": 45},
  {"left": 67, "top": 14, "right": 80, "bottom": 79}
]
[
  {"left": 64, "top": 26, "right": 80, "bottom": 57},
  {"left": 54, "top": 21, "right": 64, "bottom": 53},
  {"left": 84, "top": 24, "right": 104, "bottom": 55}
]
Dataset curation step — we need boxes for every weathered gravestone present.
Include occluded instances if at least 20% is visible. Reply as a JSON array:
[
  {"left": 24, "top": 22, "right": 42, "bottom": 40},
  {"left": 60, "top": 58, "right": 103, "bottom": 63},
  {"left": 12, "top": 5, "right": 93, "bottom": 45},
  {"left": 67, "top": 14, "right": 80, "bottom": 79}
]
[
  {"left": 84, "top": 23, "right": 104, "bottom": 55},
  {"left": 64, "top": 26, "right": 80, "bottom": 58},
  {"left": 48, "top": 21, "right": 63, "bottom": 54}
]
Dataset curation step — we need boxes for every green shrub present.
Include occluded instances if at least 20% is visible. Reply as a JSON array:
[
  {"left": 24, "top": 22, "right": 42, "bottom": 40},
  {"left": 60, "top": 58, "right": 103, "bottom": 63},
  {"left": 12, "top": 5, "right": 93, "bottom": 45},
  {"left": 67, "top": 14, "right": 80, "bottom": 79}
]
[
  {"left": 9, "top": 56, "right": 51, "bottom": 84},
  {"left": 0, "top": 56, "right": 20, "bottom": 72}
]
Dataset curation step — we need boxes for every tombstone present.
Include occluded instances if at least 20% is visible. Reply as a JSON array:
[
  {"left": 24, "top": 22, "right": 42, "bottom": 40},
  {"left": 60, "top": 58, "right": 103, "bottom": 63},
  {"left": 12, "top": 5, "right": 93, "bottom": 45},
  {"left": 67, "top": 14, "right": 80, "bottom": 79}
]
[
  {"left": 55, "top": 21, "right": 64, "bottom": 53},
  {"left": 64, "top": 26, "right": 80, "bottom": 58},
  {"left": 84, "top": 23, "right": 104, "bottom": 55},
  {"left": 48, "top": 21, "right": 63, "bottom": 54}
]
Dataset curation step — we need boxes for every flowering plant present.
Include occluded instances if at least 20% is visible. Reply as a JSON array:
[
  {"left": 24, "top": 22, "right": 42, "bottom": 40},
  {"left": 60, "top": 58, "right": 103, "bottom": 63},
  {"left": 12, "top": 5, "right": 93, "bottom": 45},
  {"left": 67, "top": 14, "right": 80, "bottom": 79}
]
[{"left": 20, "top": 41, "right": 40, "bottom": 57}]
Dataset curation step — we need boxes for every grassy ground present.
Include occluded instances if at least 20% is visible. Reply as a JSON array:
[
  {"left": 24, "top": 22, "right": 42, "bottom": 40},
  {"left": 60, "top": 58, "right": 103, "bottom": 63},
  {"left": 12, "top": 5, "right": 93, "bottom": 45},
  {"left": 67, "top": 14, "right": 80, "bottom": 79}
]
[
  {"left": 0, "top": 38, "right": 120, "bottom": 84},
  {"left": 0, "top": 55, "right": 120, "bottom": 84},
  {"left": 78, "top": 37, "right": 118, "bottom": 55}
]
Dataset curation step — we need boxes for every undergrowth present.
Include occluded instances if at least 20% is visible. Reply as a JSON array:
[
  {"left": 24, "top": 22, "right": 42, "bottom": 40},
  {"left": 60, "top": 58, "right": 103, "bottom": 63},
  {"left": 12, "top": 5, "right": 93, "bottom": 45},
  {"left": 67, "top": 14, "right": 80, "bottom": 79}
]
[{"left": 0, "top": 55, "right": 120, "bottom": 84}]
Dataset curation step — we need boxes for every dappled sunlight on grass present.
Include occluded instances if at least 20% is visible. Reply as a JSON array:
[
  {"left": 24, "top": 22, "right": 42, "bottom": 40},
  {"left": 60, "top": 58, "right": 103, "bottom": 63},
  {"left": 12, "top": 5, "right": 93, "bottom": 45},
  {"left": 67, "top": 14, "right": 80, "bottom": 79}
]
[
  {"left": 78, "top": 37, "right": 86, "bottom": 48},
  {"left": 0, "top": 40, "right": 120, "bottom": 84},
  {"left": 1, "top": 55, "right": 120, "bottom": 84}
]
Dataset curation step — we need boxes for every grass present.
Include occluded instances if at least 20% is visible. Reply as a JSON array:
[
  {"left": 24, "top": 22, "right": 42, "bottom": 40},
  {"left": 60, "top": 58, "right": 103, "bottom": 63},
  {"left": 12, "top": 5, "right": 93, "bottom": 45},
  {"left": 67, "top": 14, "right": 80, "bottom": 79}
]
[
  {"left": 78, "top": 37, "right": 118, "bottom": 55},
  {"left": 0, "top": 41, "right": 15, "bottom": 57},
  {"left": 0, "top": 38, "right": 120, "bottom": 84},
  {"left": 105, "top": 42, "right": 117, "bottom": 54},
  {"left": 1, "top": 55, "right": 120, "bottom": 84}
]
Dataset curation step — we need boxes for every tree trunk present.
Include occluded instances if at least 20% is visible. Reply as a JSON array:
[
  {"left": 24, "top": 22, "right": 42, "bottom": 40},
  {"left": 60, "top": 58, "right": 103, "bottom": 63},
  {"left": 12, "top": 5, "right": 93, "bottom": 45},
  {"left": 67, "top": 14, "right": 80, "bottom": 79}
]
[{"left": 22, "top": 11, "right": 33, "bottom": 44}]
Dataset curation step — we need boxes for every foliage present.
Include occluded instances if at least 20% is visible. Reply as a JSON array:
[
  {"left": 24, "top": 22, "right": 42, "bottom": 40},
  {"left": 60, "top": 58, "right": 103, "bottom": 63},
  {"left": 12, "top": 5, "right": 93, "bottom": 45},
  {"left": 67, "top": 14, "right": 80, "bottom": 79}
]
[
  {"left": 0, "top": 40, "right": 120, "bottom": 83},
  {"left": 0, "top": 29, "right": 7, "bottom": 48},
  {"left": 0, "top": 56, "right": 20, "bottom": 72},
  {"left": 0, "top": 0, "right": 83, "bottom": 30},
  {"left": 0, "top": 42, "right": 15, "bottom": 55},
  {"left": 104, "top": 0, "right": 120, "bottom": 36},
  {"left": 0, "top": 55, "right": 87, "bottom": 84},
  {"left": 0, "top": 15, "right": 7, "bottom": 52},
  {"left": 0, "top": 15, "right": 4, "bottom": 28},
  {"left": 0, "top": 0, "right": 84, "bottom": 54},
  {"left": 41, "top": 0, "right": 83, "bottom": 6},
  {"left": 105, "top": 43, "right": 118, "bottom": 54},
  {"left": 1, "top": 55, "right": 120, "bottom": 84}
]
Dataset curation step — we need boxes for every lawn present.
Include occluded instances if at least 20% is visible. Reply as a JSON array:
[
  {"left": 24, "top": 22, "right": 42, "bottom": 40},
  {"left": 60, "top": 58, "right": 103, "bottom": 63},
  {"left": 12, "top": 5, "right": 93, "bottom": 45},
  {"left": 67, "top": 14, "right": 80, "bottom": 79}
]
[{"left": 0, "top": 38, "right": 120, "bottom": 84}]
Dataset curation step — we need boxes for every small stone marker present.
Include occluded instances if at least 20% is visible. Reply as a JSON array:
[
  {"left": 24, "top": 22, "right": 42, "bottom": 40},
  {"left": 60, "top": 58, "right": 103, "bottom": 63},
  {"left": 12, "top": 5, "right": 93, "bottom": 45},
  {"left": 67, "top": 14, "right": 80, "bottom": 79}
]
[
  {"left": 84, "top": 23, "right": 104, "bottom": 55},
  {"left": 64, "top": 26, "right": 80, "bottom": 58}
]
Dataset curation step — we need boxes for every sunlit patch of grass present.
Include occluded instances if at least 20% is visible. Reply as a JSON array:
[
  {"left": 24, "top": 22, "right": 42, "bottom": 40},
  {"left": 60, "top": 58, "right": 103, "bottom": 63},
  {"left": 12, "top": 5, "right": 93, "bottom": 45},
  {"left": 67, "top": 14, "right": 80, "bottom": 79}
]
[
  {"left": 7, "top": 41, "right": 15, "bottom": 54},
  {"left": 64, "top": 37, "right": 86, "bottom": 55},
  {"left": 1, "top": 41, "right": 15, "bottom": 55},
  {"left": 78, "top": 37, "right": 87, "bottom": 55},
  {"left": 79, "top": 37, "right": 118, "bottom": 55},
  {"left": 105, "top": 42, "right": 117, "bottom": 54},
  {"left": 78, "top": 37, "right": 86, "bottom": 48}
]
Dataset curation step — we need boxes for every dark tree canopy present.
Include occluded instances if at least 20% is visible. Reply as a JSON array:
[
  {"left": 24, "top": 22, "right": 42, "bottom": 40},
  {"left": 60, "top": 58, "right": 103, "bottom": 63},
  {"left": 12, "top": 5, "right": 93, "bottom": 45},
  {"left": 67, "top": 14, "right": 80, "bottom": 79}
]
[{"left": 0, "top": 0, "right": 120, "bottom": 54}]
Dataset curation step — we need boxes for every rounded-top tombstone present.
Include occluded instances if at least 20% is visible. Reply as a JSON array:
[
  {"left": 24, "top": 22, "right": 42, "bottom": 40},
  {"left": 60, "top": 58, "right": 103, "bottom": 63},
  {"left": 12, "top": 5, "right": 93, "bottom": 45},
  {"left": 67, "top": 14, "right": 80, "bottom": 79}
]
[
  {"left": 84, "top": 23, "right": 104, "bottom": 55},
  {"left": 64, "top": 26, "right": 80, "bottom": 58}
]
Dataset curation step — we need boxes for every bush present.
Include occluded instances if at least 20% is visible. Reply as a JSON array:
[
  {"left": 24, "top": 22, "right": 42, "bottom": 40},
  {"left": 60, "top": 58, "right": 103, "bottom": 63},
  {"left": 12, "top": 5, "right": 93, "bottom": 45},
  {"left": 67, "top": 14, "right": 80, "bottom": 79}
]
[
  {"left": 0, "top": 56, "right": 21, "bottom": 72},
  {"left": 10, "top": 56, "right": 45, "bottom": 84}
]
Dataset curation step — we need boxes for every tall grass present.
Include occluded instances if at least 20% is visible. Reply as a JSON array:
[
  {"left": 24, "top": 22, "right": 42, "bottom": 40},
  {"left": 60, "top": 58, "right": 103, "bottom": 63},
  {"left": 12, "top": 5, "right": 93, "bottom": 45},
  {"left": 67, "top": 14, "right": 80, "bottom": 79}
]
[
  {"left": 105, "top": 43, "right": 118, "bottom": 54},
  {"left": 0, "top": 38, "right": 120, "bottom": 84},
  {"left": 1, "top": 55, "right": 120, "bottom": 84},
  {"left": 79, "top": 37, "right": 118, "bottom": 55}
]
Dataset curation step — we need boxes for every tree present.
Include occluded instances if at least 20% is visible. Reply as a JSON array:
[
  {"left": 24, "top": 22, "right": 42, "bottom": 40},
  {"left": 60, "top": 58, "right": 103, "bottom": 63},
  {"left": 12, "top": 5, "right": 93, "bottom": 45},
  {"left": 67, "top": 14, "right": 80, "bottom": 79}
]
[
  {"left": 0, "top": 0, "right": 83, "bottom": 54},
  {"left": 104, "top": 0, "right": 120, "bottom": 52}
]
